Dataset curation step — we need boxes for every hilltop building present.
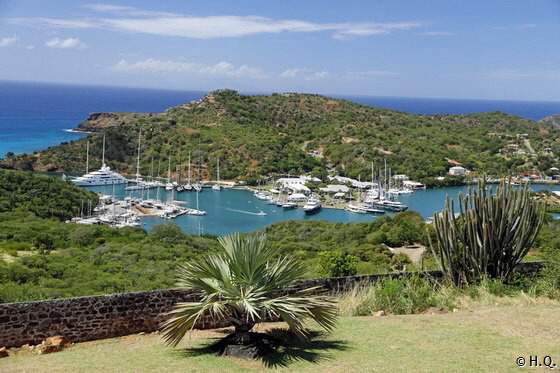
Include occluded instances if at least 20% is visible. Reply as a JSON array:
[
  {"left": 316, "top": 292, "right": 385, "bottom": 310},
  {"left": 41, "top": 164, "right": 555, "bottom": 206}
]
[{"left": 448, "top": 166, "right": 468, "bottom": 176}]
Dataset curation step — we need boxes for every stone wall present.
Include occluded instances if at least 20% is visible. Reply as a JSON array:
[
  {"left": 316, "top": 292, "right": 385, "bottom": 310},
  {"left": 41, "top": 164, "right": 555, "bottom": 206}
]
[{"left": 0, "top": 263, "right": 543, "bottom": 348}]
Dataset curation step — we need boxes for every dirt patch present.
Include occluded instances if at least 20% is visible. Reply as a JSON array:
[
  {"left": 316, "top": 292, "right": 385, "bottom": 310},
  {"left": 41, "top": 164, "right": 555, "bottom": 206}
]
[
  {"left": 445, "top": 144, "right": 463, "bottom": 150},
  {"left": 390, "top": 244, "right": 426, "bottom": 263},
  {"left": 372, "top": 147, "right": 393, "bottom": 155},
  {"left": 342, "top": 137, "right": 359, "bottom": 143}
]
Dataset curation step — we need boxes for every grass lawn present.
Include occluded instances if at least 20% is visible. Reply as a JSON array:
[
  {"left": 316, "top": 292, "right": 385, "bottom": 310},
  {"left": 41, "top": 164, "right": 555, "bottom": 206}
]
[{"left": 2, "top": 305, "right": 560, "bottom": 372}]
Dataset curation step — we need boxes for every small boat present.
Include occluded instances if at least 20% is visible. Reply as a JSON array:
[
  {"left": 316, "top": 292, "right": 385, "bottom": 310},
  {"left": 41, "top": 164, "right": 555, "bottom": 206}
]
[
  {"left": 186, "top": 209, "right": 207, "bottom": 216},
  {"left": 303, "top": 198, "right": 322, "bottom": 215},
  {"left": 346, "top": 204, "right": 367, "bottom": 213},
  {"left": 373, "top": 199, "right": 408, "bottom": 212},
  {"left": 256, "top": 210, "right": 267, "bottom": 216},
  {"left": 282, "top": 202, "right": 298, "bottom": 210}
]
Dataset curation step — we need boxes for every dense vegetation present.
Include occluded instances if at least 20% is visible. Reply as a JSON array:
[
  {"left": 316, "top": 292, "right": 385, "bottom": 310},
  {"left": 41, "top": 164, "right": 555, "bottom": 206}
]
[
  {"left": 3, "top": 90, "right": 559, "bottom": 183},
  {"left": 0, "top": 169, "right": 98, "bottom": 220},
  {"left": 0, "top": 212, "right": 427, "bottom": 303},
  {"left": 2, "top": 204, "right": 558, "bottom": 304}
]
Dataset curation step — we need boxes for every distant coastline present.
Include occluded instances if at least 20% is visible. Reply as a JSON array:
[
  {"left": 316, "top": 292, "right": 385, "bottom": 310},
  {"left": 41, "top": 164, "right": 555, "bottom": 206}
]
[{"left": 2, "top": 80, "right": 560, "bottom": 157}]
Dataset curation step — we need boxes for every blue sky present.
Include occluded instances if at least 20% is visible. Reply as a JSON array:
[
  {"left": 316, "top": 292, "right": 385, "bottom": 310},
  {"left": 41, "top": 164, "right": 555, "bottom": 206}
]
[{"left": 0, "top": 0, "right": 559, "bottom": 100}]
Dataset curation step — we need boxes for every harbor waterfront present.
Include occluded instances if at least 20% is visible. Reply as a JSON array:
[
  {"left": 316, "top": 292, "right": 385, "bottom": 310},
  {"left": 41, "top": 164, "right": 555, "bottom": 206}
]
[{"left": 79, "top": 183, "right": 559, "bottom": 236}]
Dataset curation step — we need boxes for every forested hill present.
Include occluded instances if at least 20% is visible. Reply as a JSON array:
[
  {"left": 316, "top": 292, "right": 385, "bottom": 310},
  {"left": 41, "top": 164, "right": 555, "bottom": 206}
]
[{"left": 3, "top": 90, "right": 559, "bottom": 181}]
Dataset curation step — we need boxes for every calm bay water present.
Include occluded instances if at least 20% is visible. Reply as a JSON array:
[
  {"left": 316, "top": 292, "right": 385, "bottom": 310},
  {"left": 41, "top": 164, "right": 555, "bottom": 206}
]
[{"left": 81, "top": 184, "right": 559, "bottom": 236}]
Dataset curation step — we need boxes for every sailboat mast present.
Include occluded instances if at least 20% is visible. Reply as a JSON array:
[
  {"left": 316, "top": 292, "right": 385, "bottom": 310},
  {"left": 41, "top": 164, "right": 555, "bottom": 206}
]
[
  {"left": 167, "top": 153, "right": 171, "bottom": 183},
  {"left": 188, "top": 151, "right": 191, "bottom": 184},
  {"left": 150, "top": 156, "right": 154, "bottom": 182},
  {"left": 102, "top": 134, "right": 106, "bottom": 166},
  {"left": 135, "top": 129, "right": 141, "bottom": 180},
  {"left": 85, "top": 140, "right": 89, "bottom": 174},
  {"left": 384, "top": 159, "right": 387, "bottom": 192},
  {"left": 217, "top": 157, "right": 220, "bottom": 183}
]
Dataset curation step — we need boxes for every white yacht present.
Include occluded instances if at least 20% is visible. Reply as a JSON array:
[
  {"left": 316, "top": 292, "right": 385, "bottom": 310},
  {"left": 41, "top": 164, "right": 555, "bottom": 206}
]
[
  {"left": 73, "top": 136, "right": 128, "bottom": 186},
  {"left": 303, "top": 198, "right": 322, "bottom": 215}
]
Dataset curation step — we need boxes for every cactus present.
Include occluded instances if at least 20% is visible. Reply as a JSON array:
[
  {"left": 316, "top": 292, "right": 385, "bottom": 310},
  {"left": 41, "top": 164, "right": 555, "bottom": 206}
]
[{"left": 429, "top": 179, "right": 545, "bottom": 286}]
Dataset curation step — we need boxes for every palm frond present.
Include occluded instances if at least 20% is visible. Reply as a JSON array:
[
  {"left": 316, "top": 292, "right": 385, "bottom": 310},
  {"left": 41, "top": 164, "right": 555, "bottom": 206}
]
[{"left": 162, "top": 233, "right": 339, "bottom": 346}]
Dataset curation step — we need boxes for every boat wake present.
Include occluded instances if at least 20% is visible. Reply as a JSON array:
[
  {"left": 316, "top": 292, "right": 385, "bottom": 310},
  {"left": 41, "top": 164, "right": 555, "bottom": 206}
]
[
  {"left": 225, "top": 207, "right": 267, "bottom": 216},
  {"left": 63, "top": 128, "right": 93, "bottom": 134}
]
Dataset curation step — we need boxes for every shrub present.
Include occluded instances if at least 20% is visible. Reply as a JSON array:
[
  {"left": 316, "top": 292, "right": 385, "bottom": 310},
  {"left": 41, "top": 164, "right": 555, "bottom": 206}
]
[
  {"left": 151, "top": 222, "right": 185, "bottom": 244},
  {"left": 352, "top": 276, "right": 454, "bottom": 315},
  {"left": 319, "top": 250, "right": 358, "bottom": 277},
  {"left": 68, "top": 226, "right": 100, "bottom": 247}
]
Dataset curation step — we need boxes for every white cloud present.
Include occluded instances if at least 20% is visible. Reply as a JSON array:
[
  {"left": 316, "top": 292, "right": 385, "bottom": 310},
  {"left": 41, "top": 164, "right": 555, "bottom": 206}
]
[
  {"left": 305, "top": 71, "right": 330, "bottom": 80},
  {"left": 45, "top": 37, "right": 87, "bottom": 49},
  {"left": 343, "top": 70, "right": 398, "bottom": 79},
  {"left": 25, "top": 44, "right": 35, "bottom": 50},
  {"left": 9, "top": 17, "right": 95, "bottom": 29},
  {"left": 493, "top": 24, "right": 538, "bottom": 31},
  {"left": 0, "top": 35, "right": 18, "bottom": 47},
  {"left": 481, "top": 69, "right": 560, "bottom": 80},
  {"left": 83, "top": 4, "right": 179, "bottom": 18},
  {"left": 114, "top": 58, "right": 267, "bottom": 79},
  {"left": 279, "top": 68, "right": 301, "bottom": 78},
  {"left": 7, "top": 13, "right": 421, "bottom": 40},
  {"left": 416, "top": 31, "right": 453, "bottom": 36}
]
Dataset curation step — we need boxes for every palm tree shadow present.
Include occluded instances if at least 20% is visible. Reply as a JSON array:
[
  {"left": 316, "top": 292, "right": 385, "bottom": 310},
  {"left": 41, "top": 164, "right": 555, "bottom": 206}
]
[
  {"left": 262, "top": 329, "right": 351, "bottom": 368},
  {"left": 174, "top": 329, "right": 351, "bottom": 368}
]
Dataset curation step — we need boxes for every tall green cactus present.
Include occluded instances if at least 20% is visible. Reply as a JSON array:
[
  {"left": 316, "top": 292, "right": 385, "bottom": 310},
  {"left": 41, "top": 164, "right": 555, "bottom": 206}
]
[{"left": 429, "top": 179, "right": 545, "bottom": 286}]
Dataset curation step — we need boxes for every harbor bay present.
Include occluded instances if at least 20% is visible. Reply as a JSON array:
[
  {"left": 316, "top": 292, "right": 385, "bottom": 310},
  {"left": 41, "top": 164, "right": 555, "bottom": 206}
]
[{"left": 79, "top": 183, "right": 559, "bottom": 235}]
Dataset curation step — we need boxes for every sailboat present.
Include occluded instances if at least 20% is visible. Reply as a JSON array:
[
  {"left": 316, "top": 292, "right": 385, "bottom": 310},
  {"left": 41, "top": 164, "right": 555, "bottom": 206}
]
[
  {"left": 165, "top": 154, "right": 174, "bottom": 190},
  {"left": 186, "top": 188, "right": 207, "bottom": 215},
  {"left": 125, "top": 130, "right": 147, "bottom": 191},
  {"left": 193, "top": 149, "right": 203, "bottom": 192},
  {"left": 73, "top": 135, "right": 128, "bottom": 186},
  {"left": 183, "top": 151, "right": 193, "bottom": 191},
  {"left": 212, "top": 157, "right": 221, "bottom": 190}
]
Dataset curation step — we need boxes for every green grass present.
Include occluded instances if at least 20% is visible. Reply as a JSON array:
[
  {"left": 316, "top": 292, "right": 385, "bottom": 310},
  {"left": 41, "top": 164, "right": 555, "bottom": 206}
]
[{"left": 3, "top": 305, "right": 560, "bottom": 372}]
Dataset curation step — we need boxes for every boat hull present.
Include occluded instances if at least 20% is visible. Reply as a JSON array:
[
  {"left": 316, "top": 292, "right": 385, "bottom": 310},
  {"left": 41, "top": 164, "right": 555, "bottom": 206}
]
[{"left": 304, "top": 206, "right": 321, "bottom": 215}]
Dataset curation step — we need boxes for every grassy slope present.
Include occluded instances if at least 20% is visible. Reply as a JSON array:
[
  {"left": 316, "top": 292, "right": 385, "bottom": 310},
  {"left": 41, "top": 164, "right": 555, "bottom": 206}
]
[
  {"left": 4, "top": 90, "right": 559, "bottom": 180},
  {"left": 3, "top": 305, "right": 560, "bottom": 372}
]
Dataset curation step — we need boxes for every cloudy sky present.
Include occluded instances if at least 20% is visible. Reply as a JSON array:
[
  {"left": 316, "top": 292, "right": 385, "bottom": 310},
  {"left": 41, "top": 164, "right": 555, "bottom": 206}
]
[{"left": 0, "top": 0, "right": 559, "bottom": 100}]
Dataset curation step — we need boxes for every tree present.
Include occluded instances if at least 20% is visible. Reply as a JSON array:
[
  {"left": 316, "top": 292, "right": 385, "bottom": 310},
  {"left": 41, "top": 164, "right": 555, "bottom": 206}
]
[
  {"left": 430, "top": 179, "right": 545, "bottom": 286},
  {"left": 151, "top": 222, "right": 185, "bottom": 244},
  {"left": 319, "top": 250, "right": 358, "bottom": 277},
  {"left": 161, "top": 233, "right": 338, "bottom": 353},
  {"left": 34, "top": 234, "right": 54, "bottom": 254}
]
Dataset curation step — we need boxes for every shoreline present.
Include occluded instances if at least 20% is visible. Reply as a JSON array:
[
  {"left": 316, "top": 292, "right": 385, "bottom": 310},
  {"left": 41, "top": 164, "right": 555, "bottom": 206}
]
[{"left": 63, "top": 129, "right": 94, "bottom": 134}]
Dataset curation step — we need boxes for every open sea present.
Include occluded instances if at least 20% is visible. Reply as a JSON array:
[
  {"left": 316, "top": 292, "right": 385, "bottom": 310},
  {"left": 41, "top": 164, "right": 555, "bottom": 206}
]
[
  {"left": 2, "top": 80, "right": 560, "bottom": 234},
  {"left": 1, "top": 80, "right": 560, "bottom": 157}
]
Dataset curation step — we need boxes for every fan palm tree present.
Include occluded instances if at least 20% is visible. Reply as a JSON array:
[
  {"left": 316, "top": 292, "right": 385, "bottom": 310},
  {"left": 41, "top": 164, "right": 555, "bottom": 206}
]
[{"left": 161, "top": 233, "right": 338, "bottom": 347}]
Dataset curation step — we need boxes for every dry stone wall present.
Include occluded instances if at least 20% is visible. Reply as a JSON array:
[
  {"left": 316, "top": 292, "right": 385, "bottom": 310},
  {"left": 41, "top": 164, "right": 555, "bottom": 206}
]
[{"left": 0, "top": 264, "right": 542, "bottom": 348}]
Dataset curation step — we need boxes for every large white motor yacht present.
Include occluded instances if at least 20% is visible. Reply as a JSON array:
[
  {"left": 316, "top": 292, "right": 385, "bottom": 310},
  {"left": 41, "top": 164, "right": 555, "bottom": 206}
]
[{"left": 73, "top": 164, "right": 128, "bottom": 186}]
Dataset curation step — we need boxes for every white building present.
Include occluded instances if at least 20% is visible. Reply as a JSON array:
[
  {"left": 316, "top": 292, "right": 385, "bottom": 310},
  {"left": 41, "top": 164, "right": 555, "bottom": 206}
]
[
  {"left": 319, "top": 185, "right": 350, "bottom": 193},
  {"left": 287, "top": 193, "right": 308, "bottom": 202},
  {"left": 277, "top": 178, "right": 311, "bottom": 193},
  {"left": 392, "top": 174, "right": 409, "bottom": 181},
  {"left": 448, "top": 166, "right": 467, "bottom": 176},
  {"left": 403, "top": 180, "right": 425, "bottom": 189},
  {"left": 328, "top": 175, "right": 376, "bottom": 189}
]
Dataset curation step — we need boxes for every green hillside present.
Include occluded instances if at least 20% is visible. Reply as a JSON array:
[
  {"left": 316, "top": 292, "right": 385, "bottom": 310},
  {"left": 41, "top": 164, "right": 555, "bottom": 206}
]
[{"left": 3, "top": 90, "right": 559, "bottom": 181}]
